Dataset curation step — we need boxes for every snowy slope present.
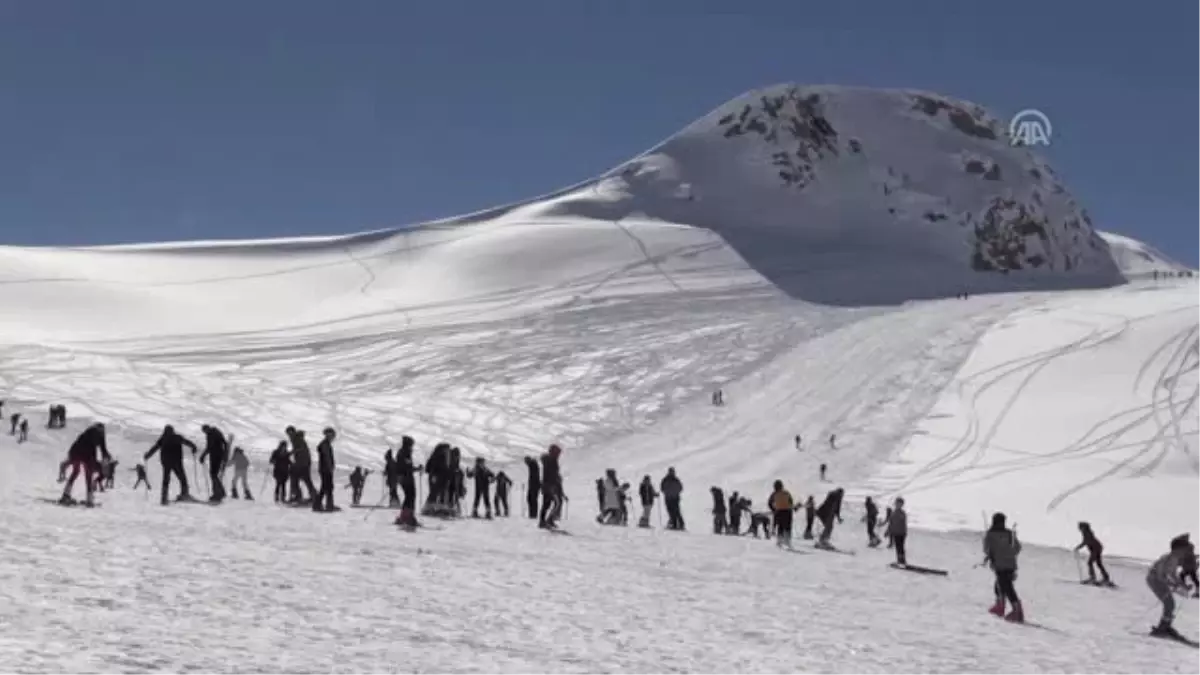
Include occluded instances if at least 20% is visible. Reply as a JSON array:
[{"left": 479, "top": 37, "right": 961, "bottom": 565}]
[
  {"left": 1099, "top": 231, "right": 1194, "bottom": 278},
  {"left": 867, "top": 280, "right": 1199, "bottom": 560},
  {"left": 0, "top": 425, "right": 1196, "bottom": 673}
]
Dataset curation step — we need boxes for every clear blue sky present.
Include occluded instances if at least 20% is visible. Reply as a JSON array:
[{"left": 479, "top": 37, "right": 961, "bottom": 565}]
[{"left": 0, "top": 0, "right": 1195, "bottom": 263}]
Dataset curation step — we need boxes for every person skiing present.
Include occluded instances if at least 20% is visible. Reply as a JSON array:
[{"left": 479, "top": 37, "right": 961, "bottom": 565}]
[
  {"left": 769, "top": 480, "right": 796, "bottom": 548},
  {"left": 795, "top": 435, "right": 802, "bottom": 450},
  {"left": 710, "top": 486, "right": 727, "bottom": 534},
  {"left": 888, "top": 497, "right": 909, "bottom": 566},
  {"left": 828, "top": 434, "right": 837, "bottom": 449},
  {"left": 864, "top": 497, "right": 881, "bottom": 547},
  {"left": 229, "top": 447, "right": 252, "bottom": 500},
  {"left": 1074, "top": 522, "right": 1112, "bottom": 586},
  {"left": 819, "top": 463, "right": 827, "bottom": 482},
  {"left": 1147, "top": 534, "right": 1193, "bottom": 638},
  {"left": 815, "top": 488, "right": 844, "bottom": 546},
  {"left": 467, "top": 457, "right": 495, "bottom": 519},
  {"left": 983, "top": 512, "right": 1024, "bottom": 623},
  {"left": 802, "top": 495, "right": 817, "bottom": 539},
  {"left": 597, "top": 469, "right": 622, "bottom": 525},
  {"left": 100, "top": 457, "right": 118, "bottom": 490},
  {"left": 9, "top": 412, "right": 20, "bottom": 435},
  {"left": 524, "top": 455, "right": 541, "bottom": 520},
  {"left": 637, "top": 475, "right": 657, "bottom": 528},
  {"left": 882, "top": 506, "right": 895, "bottom": 548},
  {"left": 748, "top": 505, "right": 773, "bottom": 539},
  {"left": 144, "top": 424, "right": 197, "bottom": 505},
  {"left": 660, "top": 467, "right": 685, "bottom": 531},
  {"left": 132, "top": 463, "right": 150, "bottom": 491},
  {"left": 18, "top": 418, "right": 28, "bottom": 443},
  {"left": 395, "top": 437, "right": 420, "bottom": 526},
  {"left": 346, "top": 466, "right": 369, "bottom": 507},
  {"left": 268, "top": 441, "right": 291, "bottom": 503},
  {"left": 313, "top": 427, "right": 337, "bottom": 512},
  {"left": 493, "top": 470, "right": 512, "bottom": 517},
  {"left": 594, "top": 478, "right": 605, "bottom": 517},
  {"left": 538, "top": 444, "right": 565, "bottom": 529},
  {"left": 198, "top": 424, "right": 230, "bottom": 502},
  {"left": 59, "top": 422, "right": 111, "bottom": 506},
  {"left": 422, "top": 442, "right": 451, "bottom": 516}
]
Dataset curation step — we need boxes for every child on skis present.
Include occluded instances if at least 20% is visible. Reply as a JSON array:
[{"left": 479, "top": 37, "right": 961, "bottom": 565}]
[
  {"left": 132, "top": 463, "right": 150, "bottom": 491},
  {"left": 1147, "top": 535, "right": 1194, "bottom": 638},
  {"left": 1074, "top": 522, "right": 1112, "bottom": 586},
  {"left": 983, "top": 512, "right": 1024, "bottom": 623}
]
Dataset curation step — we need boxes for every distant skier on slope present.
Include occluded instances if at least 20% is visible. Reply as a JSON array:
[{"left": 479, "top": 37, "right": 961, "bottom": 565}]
[
  {"left": 637, "top": 475, "right": 657, "bottom": 528},
  {"left": 815, "top": 488, "right": 844, "bottom": 546},
  {"left": 888, "top": 498, "right": 908, "bottom": 566},
  {"left": 864, "top": 497, "right": 881, "bottom": 547},
  {"left": 710, "top": 486, "right": 727, "bottom": 534},
  {"left": 727, "top": 491, "right": 744, "bottom": 534},
  {"left": 346, "top": 466, "right": 369, "bottom": 507},
  {"left": 287, "top": 427, "right": 316, "bottom": 504},
  {"left": 538, "top": 444, "right": 565, "bottom": 529},
  {"left": 802, "top": 495, "right": 817, "bottom": 539},
  {"left": 795, "top": 435, "right": 802, "bottom": 450},
  {"left": 1146, "top": 535, "right": 1193, "bottom": 638},
  {"left": 144, "top": 424, "right": 197, "bottom": 505},
  {"left": 983, "top": 512, "right": 1024, "bottom": 623},
  {"left": 230, "top": 447, "right": 252, "bottom": 500},
  {"left": 524, "top": 455, "right": 541, "bottom": 520},
  {"left": 395, "top": 437, "right": 420, "bottom": 526},
  {"left": 198, "top": 424, "right": 230, "bottom": 502},
  {"left": 9, "top": 412, "right": 19, "bottom": 435},
  {"left": 18, "top": 418, "right": 28, "bottom": 443},
  {"left": 467, "top": 457, "right": 494, "bottom": 519},
  {"left": 313, "top": 427, "right": 337, "bottom": 512},
  {"left": 493, "top": 470, "right": 512, "bottom": 517},
  {"left": 1074, "top": 522, "right": 1111, "bottom": 586},
  {"left": 768, "top": 480, "right": 797, "bottom": 548},
  {"left": 59, "top": 422, "right": 111, "bottom": 506},
  {"left": 383, "top": 449, "right": 399, "bottom": 507},
  {"left": 269, "top": 441, "right": 291, "bottom": 503},
  {"left": 819, "top": 464, "right": 827, "bottom": 482},
  {"left": 660, "top": 468, "right": 685, "bottom": 531}
]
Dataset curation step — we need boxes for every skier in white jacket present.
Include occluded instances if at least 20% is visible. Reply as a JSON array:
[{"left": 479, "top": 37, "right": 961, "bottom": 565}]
[{"left": 597, "top": 470, "right": 622, "bottom": 524}]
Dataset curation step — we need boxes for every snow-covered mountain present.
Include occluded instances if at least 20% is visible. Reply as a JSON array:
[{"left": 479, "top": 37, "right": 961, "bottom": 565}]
[
  {"left": 1099, "top": 230, "right": 1194, "bottom": 278},
  {"left": 0, "top": 84, "right": 1196, "bottom": 671}
]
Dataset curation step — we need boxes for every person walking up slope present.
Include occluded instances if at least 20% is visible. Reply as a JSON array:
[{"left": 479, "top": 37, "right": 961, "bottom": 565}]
[
  {"left": 1074, "top": 522, "right": 1112, "bottom": 586},
  {"left": 983, "top": 512, "right": 1024, "bottom": 623}
]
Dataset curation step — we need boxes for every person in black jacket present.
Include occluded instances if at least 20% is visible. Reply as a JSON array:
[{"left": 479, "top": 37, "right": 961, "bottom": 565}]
[
  {"left": 287, "top": 427, "right": 317, "bottom": 504},
  {"left": 660, "top": 468, "right": 684, "bottom": 531},
  {"left": 1075, "top": 522, "right": 1112, "bottom": 585},
  {"left": 346, "top": 466, "right": 370, "bottom": 506},
  {"left": 493, "top": 470, "right": 512, "bottom": 517},
  {"left": 815, "top": 488, "right": 845, "bottom": 546},
  {"left": 802, "top": 495, "right": 817, "bottom": 539},
  {"left": 524, "top": 455, "right": 541, "bottom": 519},
  {"left": 144, "top": 424, "right": 197, "bottom": 505},
  {"left": 449, "top": 447, "right": 466, "bottom": 516},
  {"left": 60, "top": 422, "right": 112, "bottom": 506},
  {"left": 466, "top": 457, "right": 494, "bottom": 518},
  {"left": 711, "top": 486, "right": 727, "bottom": 534},
  {"left": 313, "top": 427, "right": 337, "bottom": 512},
  {"left": 198, "top": 424, "right": 229, "bottom": 502},
  {"left": 864, "top": 497, "right": 881, "bottom": 547},
  {"left": 384, "top": 449, "right": 400, "bottom": 507},
  {"left": 395, "top": 437, "right": 421, "bottom": 526},
  {"left": 727, "top": 491, "right": 743, "bottom": 534},
  {"left": 268, "top": 441, "right": 291, "bottom": 503},
  {"left": 538, "top": 444, "right": 565, "bottom": 528},
  {"left": 422, "top": 443, "right": 451, "bottom": 516},
  {"left": 637, "top": 475, "right": 657, "bottom": 527}
]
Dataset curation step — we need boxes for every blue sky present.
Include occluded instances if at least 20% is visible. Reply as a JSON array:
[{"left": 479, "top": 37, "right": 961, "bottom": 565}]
[{"left": 0, "top": 1, "right": 1195, "bottom": 263}]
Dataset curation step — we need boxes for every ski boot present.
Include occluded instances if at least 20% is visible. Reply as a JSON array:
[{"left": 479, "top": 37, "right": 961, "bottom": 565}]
[
  {"left": 231, "top": 489, "right": 239, "bottom": 499},
  {"left": 988, "top": 600, "right": 1006, "bottom": 617},
  {"left": 244, "top": 491, "right": 253, "bottom": 501},
  {"left": 1004, "top": 603, "right": 1025, "bottom": 623},
  {"left": 1150, "top": 621, "right": 1180, "bottom": 639}
]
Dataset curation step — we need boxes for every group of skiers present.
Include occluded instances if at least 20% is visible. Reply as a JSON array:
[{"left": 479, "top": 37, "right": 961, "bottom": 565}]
[{"left": 14, "top": 403, "right": 1200, "bottom": 641}]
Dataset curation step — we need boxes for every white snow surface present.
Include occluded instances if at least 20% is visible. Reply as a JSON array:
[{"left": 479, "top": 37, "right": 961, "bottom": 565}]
[
  {"left": 0, "top": 83, "right": 1195, "bottom": 671},
  {"left": 1099, "top": 231, "right": 1195, "bottom": 278}
]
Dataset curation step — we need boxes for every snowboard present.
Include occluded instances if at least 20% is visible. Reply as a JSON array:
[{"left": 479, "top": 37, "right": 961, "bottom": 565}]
[
  {"left": 397, "top": 523, "right": 444, "bottom": 532},
  {"left": 1080, "top": 579, "right": 1118, "bottom": 589},
  {"left": 38, "top": 497, "right": 99, "bottom": 508},
  {"left": 889, "top": 563, "right": 949, "bottom": 576}
]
